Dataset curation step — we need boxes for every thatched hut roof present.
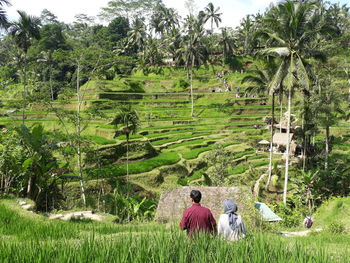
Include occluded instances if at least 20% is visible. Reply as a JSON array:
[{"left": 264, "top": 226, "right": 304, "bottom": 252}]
[
  {"left": 273, "top": 133, "right": 294, "bottom": 145},
  {"left": 258, "top": 140, "right": 270, "bottom": 145}
]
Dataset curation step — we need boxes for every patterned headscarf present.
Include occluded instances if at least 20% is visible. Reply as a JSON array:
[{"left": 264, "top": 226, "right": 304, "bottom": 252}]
[{"left": 223, "top": 200, "right": 239, "bottom": 230}]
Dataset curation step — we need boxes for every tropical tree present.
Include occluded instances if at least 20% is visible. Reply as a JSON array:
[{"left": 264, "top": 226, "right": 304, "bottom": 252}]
[
  {"left": 290, "top": 170, "right": 320, "bottom": 212},
  {"left": 237, "top": 15, "right": 256, "bottom": 56},
  {"left": 150, "top": 4, "right": 179, "bottom": 36},
  {"left": 261, "top": 0, "right": 326, "bottom": 204},
  {"left": 312, "top": 79, "right": 344, "bottom": 170},
  {"left": 40, "top": 9, "right": 59, "bottom": 25},
  {"left": 111, "top": 105, "right": 140, "bottom": 185},
  {"left": 127, "top": 18, "right": 147, "bottom": 56},
  {"left": 48, "top": 47, "right": 106, "bottom": 206},
  {"left": 179, "top": 16, "right": 207, "bottom": 117},
  {"left": 0, "top": 0, "right": 10, "bottom": 29},
  {"left": 15, "top": 124, "right": 58, "bottom": 204},
  {"left": 0, "top": 129, "right": 26, "bottom": 195},
  {"left": 166, "top": 27, "right": 183, "bottom": 64},
  {"left": 204, "top": 2, "right": 222, "bottom": 33},
  {"left": 9, "top": 10, "right": 41, "bottom": 123},
  {"left": 242, "top": 61, "right": 278, "bottom": 190},
  {"left": 218, "top": 27, "right": 236, "bottom": 66},
  {"left": 99, "top": 0, "right": 160, "bottom": 22},
  {"left": 141, "top": 37, "right": 164, "bottom": 71}
]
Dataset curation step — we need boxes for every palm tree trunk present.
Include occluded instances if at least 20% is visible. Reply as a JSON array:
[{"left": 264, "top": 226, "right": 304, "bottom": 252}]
[
  {"left": 283, "top": 89, "right": 292, "bottom": 205},
  {"left": 303, "top": 136, "right": 307, "bottom": 170},
  {"left": 266, "top": 93, "right": 275, "bottom": 190},
  {"left": 325, "top": 120, "right": 330, "bottom": 170},
  {"left": 126, "top": 136, "right": 129, "bottom": 184},
  {"left": 222, "top": 50, "right": 225, "bottom": 67},
  {"left": 301, "top": 117, "right": 306, "bottom": 171},
  {"left": 49, "top": 65, "right": 54, "bottom": 100},
  {"left": 26, "top": 175, "right": 32, "bottom": 197},
  {"left": 76, "top": 61, "right": 86, "bottom": 206},
  {"left": 279, "top": 94, "right": 283, "bottom": 133},
  {"left": 22, "top": 58, "right": 27, "bottom": 125},
  {"left": 190, "top": 68, "right": 194, "bottom": 118},
  {"left": 0, "top": 172, "right": 3, "bottom": 194}
]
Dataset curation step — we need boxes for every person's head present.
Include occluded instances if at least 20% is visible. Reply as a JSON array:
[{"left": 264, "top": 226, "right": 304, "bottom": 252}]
[
  {"left": 223, "top": 200, "right": 237, "bottom": 214},
  {"left": 190, "top": 190, "right": 202, "bottom": 203}
]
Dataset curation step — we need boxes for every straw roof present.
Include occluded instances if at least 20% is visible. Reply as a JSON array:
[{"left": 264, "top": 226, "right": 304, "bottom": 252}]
[
  {"left": 273, "top": 133, "right": 294, "bottom": 145},
  {"left": 258, "top": 140, "right": 270, "bottom": 145}
]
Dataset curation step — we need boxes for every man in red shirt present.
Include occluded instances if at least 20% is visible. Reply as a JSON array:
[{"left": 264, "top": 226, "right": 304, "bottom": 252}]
[{"left": 180, "top": 190, "right": 217, "bottom": 236}]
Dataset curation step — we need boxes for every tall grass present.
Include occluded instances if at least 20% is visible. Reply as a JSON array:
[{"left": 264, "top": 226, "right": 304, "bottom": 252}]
[
  {"left": 0, "top": 201, "right": 348, "bottom": 263},
  {"left": 0, "top": 229, "right": 334, "bottom": 263},
  {"left": 0, "top": 222, "right": 327, "bottom": 263}
]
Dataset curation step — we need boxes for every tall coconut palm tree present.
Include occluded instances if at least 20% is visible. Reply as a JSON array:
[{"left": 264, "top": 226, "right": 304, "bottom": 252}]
[
  {"left": 111, "top": 105, "right": 140, "bottom": 186},
  {"left": 151, "top": 5, "right": 179, "bottom": 36},
  {"left": 204, "top": 2, "right": 222, "bottom": 33},
  {"left": 0, "top": 0, "right": 10, "bottom": 29},
  {"left": 9, "top": 10, "right": 41, "bottom": 123},
  {"left": 242, "top": 62, "right": 278, "bottom": 190},
  {"left": 313, "top": 77, "right": 344, "bottom": 170},
  {"left": 166, "top": 27, "right": 183, "bottom": 64},
  {"left": 179, "top": 16, "right": 207, "bottom": 117},
  {"left": 237, "top": 15, "right": 255, "bottom": 56},
  {"left": 261, "top": 0, "right": 325, "bottom": 204},
  {"left": 127, "top": 18, "right": 147, "bottom": 56},
  {"left": 218, "top": 27, "right": 236, "bottom": 66}
]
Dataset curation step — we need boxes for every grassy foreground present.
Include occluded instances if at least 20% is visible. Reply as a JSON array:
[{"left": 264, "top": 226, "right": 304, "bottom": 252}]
[{"left": 1, "top": 199, "right": 349, "bottom": 263}]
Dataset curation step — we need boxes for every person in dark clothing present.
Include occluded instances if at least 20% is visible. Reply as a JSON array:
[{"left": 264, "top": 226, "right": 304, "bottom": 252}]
[{"left": 180, "top": 190, "right": 217, "bottom": 236}]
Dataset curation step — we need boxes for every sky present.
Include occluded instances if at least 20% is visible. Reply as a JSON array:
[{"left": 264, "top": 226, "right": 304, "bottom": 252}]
[{"left": 3, "top": 0, "right": 350, "bottom": 28}]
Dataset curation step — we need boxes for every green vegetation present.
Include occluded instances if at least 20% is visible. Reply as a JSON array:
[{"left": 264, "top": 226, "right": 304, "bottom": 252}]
[
  {"left": 84, "top": 135, "right": 116, "bottom": 145},
  {"left": 1, "top": 200, "right": 349, "bottom": 263},
  {"left": 314, "top": 197, "right": 350, "bottom": 232},
  {"left": 88, "top": 152, "right": 180, "bottom": 178},
  {"left": 0, "top": 0, "right": 350, "bottom": 261}
]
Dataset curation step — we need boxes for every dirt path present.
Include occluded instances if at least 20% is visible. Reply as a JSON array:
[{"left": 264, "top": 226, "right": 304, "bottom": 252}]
[{"left": 279, "top": 228, "right": 323, "bottom": 237}]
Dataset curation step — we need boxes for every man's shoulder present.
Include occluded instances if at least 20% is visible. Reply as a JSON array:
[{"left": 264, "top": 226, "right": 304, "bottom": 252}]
[{"left": 200, "top": 205, "right": 214, "bottom": 214}]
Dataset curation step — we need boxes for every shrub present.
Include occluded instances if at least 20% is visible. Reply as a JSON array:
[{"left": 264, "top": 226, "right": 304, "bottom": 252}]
[
  {"left": 273, "top": 202, "right": 303, "bottom": 228},
  {"left": 327, "top": 222, "right": 346, "bottom": 234},
  {"left": 175, "top": 78, "right": 189, "bottom": 90}
]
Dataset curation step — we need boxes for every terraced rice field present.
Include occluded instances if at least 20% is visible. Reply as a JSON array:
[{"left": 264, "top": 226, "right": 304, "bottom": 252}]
[{"left": 0, "top": 68, "right": 299, "bottom": 193}]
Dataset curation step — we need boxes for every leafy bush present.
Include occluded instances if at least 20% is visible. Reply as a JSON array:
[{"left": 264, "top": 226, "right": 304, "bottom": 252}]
[
  {"left": 327, "top": 222, "right": 346, "bottom": 234},
  {"left": 273, "top": 202, "right": 303, "bottom": 228},
  {"left": 103, "top": 183, "right": 157, "bottom": 223},
  {"left": 174, "top": 78, "right": 189, "bottom": 90}
]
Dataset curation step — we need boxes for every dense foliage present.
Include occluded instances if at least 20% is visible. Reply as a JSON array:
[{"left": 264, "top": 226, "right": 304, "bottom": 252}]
[{"left": 0, "top": 0, "right": 349, "bottom": 221}]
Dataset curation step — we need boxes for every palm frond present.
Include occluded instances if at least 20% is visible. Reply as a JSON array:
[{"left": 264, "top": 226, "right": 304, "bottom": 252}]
[{"left": 260, "top": 47, "right": 291, "bottom": 57}]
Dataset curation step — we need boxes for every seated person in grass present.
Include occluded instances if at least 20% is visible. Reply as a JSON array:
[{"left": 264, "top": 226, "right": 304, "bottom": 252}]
[
  {"left": 180, "top": 190, "right": 216, "bottom": 236},
  {"left": 218, "top": 200, "right": 246, "bottom": 241}
]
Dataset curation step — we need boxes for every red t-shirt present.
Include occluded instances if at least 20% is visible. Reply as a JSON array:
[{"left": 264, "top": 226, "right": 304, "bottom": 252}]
[{"left": 180, "top": 203, "right": 217, "bottom": 236}]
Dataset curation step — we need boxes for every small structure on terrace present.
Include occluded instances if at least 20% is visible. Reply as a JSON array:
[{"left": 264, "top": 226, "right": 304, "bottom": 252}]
[
  {"left": 263, "top": 112, "right": 300, "bottom": 155},
  {"left": 257, "top": 140, "right": 270, "bottom": 152},
  {"left": 156, "top": 186, "right": 252, "bottom": 222},
  {"left": 272, "top": 133, "right": 297, "bottom": 155}
]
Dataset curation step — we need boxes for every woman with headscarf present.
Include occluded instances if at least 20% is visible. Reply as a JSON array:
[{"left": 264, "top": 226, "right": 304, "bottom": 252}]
[{"left": 218, "top": 200, "right": 247, "bottom": 241}]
